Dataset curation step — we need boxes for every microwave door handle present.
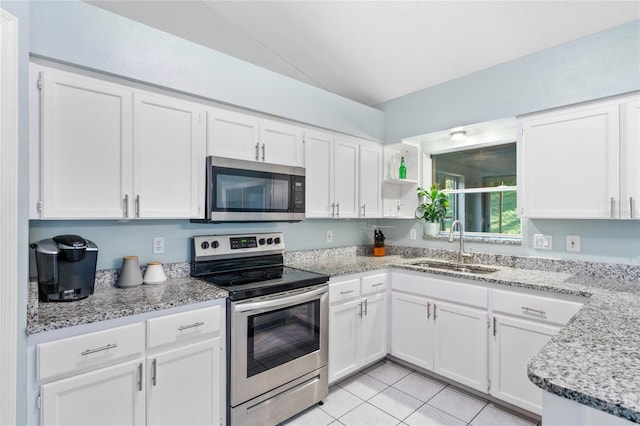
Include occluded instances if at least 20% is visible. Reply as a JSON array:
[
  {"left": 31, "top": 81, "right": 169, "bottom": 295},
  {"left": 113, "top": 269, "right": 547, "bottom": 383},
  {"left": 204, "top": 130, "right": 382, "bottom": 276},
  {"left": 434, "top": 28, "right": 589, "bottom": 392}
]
[{"left": 234, "top": 287, "right": 327, "bottom": 313}]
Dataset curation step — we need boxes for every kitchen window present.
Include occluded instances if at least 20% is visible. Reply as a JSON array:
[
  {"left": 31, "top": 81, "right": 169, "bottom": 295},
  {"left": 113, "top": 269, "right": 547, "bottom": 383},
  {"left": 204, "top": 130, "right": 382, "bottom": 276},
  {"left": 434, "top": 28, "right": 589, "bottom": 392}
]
[{"left": 432, "top": 143, "right": 520, "bottom": 237}]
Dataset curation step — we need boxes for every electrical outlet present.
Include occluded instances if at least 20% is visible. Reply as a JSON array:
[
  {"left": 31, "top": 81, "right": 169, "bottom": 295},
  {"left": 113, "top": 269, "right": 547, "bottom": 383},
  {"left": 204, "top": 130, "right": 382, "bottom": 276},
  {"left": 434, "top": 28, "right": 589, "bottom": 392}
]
[
  {"left": 326, "top": 230, "right": 333, "bottom": 243},
  {"left": 410, "top": 229, "right": 417, "bottom": 240},
  {"left": 566, "top": 235, "right": 581, "bottom": 252},
  {"left": 153, "top": 237, "right": 164, "bottom": 254},
  {"left": 533, "top": 234, "right": 552, "bottom": 250}
]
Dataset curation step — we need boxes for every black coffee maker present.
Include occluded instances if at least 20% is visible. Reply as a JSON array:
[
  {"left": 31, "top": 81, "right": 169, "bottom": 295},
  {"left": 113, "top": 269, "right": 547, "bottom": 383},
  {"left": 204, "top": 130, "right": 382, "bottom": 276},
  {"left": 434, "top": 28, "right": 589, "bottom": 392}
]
[{"left": 33, "top": 235, "right": 98, "bottom": 302}]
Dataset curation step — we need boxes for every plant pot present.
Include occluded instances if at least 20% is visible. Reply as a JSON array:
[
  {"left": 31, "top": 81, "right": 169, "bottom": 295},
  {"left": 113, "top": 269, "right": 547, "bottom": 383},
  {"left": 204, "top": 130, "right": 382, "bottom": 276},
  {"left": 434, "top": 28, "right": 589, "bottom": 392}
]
[{"left": 422, "top": 221, "right": 440, "bottom": 237}]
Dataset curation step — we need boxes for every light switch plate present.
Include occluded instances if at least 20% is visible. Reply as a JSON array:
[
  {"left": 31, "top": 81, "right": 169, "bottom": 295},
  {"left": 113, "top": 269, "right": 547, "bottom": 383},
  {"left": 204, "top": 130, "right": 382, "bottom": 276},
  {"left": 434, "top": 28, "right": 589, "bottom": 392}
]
[
  {"left": 533, "top": 234, "right": 552, "bottom": 250},
  {"left": 566, "top": 235, "right": 581, "bottom": 252}
]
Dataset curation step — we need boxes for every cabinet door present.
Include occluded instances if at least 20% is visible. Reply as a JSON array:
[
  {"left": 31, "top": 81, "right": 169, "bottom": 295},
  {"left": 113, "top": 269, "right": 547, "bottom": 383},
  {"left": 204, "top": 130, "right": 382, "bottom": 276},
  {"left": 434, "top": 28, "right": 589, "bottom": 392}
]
[
  {"left": 491, "top": 315, "right": 559, "bottom": 415},
  {"left": 259, "top": 120, "right": 304, "bottom": 167},
  {"left": 361, "top": 292, "right": 387, "bottom": 366},
  {"left": 41, "top": 69, "right": 133, "bottom": 219},
  {"left": 133, "top": 93, "right": 205, "bottom": 218},
  {"left": 304, "top": 131, "right": 333, "bottom": 218},
  {"left": 41, "top": 359, "right": 145, "bottom": 426},
  {"left": 520, "top": 103, "right": 620, "bottom": 218},
  {"left": 621, "top": 99, "right": 640, "bottom": 219},
  {"left": 359, "top": 143, "right": 383, "bottom": 218},
  {"left": 147, "top": 338, "right": 221, "bottom": 426},
  {"left": 207, "top": 108, "right": 260, "bottom": 160},
  {"left": 433, "top": 301, "right": 488, "bottom": 392},
  {"left": 333, "top": 138, "right": 359, "bottom": 218},
  {"left": 390, "top": 292, "right": 432, "bottom": 370},
  {"left": 328, "top": 299, "right": 361, "bottom": 384}
]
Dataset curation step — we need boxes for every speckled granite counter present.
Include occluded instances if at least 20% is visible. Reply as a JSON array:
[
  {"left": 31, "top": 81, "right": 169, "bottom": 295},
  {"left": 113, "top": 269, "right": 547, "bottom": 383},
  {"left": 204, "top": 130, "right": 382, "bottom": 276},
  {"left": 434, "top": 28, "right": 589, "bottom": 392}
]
[
  {"left": 286, "top": 246, "right": 640, "bottom": 424},
  {"left": 27, "top": 264, "right": 227, "bottom": 335}
]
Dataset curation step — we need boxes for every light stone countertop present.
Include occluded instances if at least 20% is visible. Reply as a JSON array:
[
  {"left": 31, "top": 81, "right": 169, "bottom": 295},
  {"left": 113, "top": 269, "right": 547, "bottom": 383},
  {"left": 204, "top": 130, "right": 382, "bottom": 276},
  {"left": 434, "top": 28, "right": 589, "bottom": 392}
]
[{"left": 286, "top": 247, "right": 640, "bottom": 424}]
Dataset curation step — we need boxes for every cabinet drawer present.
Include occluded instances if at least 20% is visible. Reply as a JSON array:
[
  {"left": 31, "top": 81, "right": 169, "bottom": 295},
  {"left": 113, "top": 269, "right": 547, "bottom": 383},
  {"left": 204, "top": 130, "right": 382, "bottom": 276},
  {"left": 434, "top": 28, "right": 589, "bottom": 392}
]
[
  {"left": 38, "top": 323, "right": 145, "bottom": 382},
  {"left": 329, "top": 278, "right": 361, "bottom": 304},
  {"left": 492, "top": 289, "right": 583, "bottom": 325},
  {"left": 147, "top": 306, "right": 220, "bottom": 349},
  {"left": 361, "top": 273, "right": 387, "bottom": 295}
]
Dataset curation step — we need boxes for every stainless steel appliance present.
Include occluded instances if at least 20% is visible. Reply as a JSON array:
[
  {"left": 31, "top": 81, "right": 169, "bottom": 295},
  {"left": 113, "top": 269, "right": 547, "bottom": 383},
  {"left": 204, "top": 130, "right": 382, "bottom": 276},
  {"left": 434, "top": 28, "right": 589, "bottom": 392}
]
[
  {"left": 190, "top": 232, "right": 329, "bottom": 426},
  {"left": 194, "top": 156, "right": 305, "bottom": 223},
  {"left": 32, "top": 234, "right": 98, "bottom": 302}
]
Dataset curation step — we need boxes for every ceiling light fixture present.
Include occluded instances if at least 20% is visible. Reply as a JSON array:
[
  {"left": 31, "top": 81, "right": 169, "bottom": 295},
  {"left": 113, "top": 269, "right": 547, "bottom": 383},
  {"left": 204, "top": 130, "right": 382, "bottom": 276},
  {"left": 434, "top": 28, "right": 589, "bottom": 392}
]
[{"left": 449, "top": 129, "right": 467, "bottom": 141}]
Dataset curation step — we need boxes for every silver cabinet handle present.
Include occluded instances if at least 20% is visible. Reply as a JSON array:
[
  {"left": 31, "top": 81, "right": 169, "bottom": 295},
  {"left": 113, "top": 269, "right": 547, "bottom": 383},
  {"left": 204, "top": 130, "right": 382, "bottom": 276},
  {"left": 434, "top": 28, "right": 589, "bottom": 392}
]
[
  {"left": 336, "top": 202, "right": 340, "bottom": 217},
  {"left": 331, "top": 203, "right": 335, "bottom": 218},
  {"left": 427, "top": 302, "right": 431, "bottom": 319},
  {"left": 340, "top": 290, "right": 354, "bottom": 294},
  {"left": 81, "top": 343, "right": 117, "bottom": 356},
  {"left": 255, "top": 142, "right": 260, "bottom": 160},
  {"left": 611, "top": 197, "right": 615, "bottom": 218},
  {"left": 372, "top": 282, "right": 384, "bottom": 287},
  {"left": 361, "top": 204, "right": 366, "bottom": 218},
  {"left": 433, "top": 303, "right": 437, "bottom": 321},
  {"left": 151, "top": 358, "right": 157, "bottom": 386},
  {"left": 363, "top": 298, "right": 368, "bottom": 316},
  {"left": 123, "top": 194, "right": 129, "bottom": 218},
  {"left": 178, "top": 321, "right": 205, "bottom": 331},
  {"left": 137, "top": 362, "right": 143, "bottom": 391},
  {"left": 261, "top": 143, "right": 266, "bottom": 161},
  {"left": 358, "top": 301, "right": 363, "bottom": 317},
  {"left": 135, "top": 195, "right": 141, "bottom": 218},
  {"left": 493, "top": 317, "right": 497, "bottom": 337},
  {"left": 521, "top": 306, "right": 546, "bottom": 315},
  {"left": 631, "top": 197, "right": 634, "bottom": 219}
]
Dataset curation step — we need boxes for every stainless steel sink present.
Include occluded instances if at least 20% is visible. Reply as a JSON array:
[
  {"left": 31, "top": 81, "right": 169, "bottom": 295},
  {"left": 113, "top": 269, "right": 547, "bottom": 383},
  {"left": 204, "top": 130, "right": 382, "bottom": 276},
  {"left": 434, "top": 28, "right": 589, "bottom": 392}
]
[{"left": 408, "top": 260, "right": 499, "bottom": 274}]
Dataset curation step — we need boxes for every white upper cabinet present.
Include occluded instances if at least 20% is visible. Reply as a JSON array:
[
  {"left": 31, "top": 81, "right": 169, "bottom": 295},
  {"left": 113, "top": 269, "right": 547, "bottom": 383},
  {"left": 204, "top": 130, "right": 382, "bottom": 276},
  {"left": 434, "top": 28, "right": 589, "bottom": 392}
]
[
  {"left": 304, "top": 131, "right": 334, "bottom": 218},
  {"left": 359, "top": 142, "right": 383, "bottom": 218},
  {"left": 41, "top": 68, "right": 133, "bottom": 219},
  {"left": 37, "top": 66, "right": 205, "bottom": 219},
  {"left": 333, "top": 137, "right": 360, "bottom": 218},
  {"left": 621, "top": 98, "right": 640, "bottom": 219},
  {"left": 518, "top": 93, "right": 639, "bottom": 219},
  {"left": 133, "top": 93, "right": 204, "bottom": 219},
  {"left": 207, "top": 108, "right": 303, "bottom": 167}
]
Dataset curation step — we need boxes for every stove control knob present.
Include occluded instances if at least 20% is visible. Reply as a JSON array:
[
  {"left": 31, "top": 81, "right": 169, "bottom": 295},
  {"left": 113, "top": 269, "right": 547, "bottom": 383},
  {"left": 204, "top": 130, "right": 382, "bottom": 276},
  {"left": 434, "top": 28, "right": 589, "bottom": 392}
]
[
  {"left": 201, "top": 241, "right": 210, "bottom": 250},
  {"left": 259, "top": 238, "right": 266, "bottom": 245},
  {"left": 211, "top": 240, "right": 219, "bottom": 249},
  {"left": 274, "top": 237, "right": 281, "bottom": 244},
  {"left": 267, "top": 238, "right": 274, "bottom": 245}
]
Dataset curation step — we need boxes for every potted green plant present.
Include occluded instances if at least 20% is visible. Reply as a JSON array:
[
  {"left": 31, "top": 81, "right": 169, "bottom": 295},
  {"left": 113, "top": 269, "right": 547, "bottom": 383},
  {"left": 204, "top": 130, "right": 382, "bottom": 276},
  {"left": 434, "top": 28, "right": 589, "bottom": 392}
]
[{"left": 415, "top": 184, "right": 449, "bottom": 237}]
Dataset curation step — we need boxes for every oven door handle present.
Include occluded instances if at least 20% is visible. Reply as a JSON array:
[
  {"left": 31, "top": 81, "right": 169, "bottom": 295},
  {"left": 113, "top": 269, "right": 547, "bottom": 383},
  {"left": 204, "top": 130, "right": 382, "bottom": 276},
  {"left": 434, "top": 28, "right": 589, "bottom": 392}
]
[{"left": 234, "top": 287, "right": 327, "bottom": 313}]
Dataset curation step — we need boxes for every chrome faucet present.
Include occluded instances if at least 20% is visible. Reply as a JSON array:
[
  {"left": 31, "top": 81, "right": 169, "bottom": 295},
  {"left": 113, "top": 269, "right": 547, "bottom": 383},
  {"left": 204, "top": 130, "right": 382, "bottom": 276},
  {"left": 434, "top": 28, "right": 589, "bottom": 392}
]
[{"left": 448, "top": 220, "right": 473, "bottom": 264}]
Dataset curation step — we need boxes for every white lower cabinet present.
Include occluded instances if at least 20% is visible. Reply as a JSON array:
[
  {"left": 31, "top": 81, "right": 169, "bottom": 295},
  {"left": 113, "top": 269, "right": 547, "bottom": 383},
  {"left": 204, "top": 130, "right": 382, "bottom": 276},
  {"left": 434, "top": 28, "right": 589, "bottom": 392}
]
[
  {"left": 33, "top": 303, "right": 225, "bottom": 426},
  {"left": 489, "top": 289, "right": 584, "bottom": 415},
  {"left": 41, "top": 359, "right": 146, "bottom": 426},
  {"left": 328, "top": 272, "right": 387, "bottom": 384},
  {"left": 390, "top": 271, "right": 489, "bottom": 393}
]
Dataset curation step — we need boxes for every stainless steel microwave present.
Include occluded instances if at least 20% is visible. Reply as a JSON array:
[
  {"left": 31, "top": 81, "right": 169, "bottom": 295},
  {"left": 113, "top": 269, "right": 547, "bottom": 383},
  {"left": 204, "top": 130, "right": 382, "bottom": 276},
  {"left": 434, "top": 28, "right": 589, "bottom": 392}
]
[{"left": 197, "top": 156, "right": 305, "bottom": 222}]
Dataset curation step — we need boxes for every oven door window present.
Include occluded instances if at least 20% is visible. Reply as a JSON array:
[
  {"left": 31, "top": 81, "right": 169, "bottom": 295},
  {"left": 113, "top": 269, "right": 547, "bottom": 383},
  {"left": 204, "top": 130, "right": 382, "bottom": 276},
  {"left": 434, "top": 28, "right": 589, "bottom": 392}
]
[
  {"left": 214, "top": 167, "right": 290, "bottom": 212},
  {"left": 247, "top": 300, "right": 320, "bottom": 377}
]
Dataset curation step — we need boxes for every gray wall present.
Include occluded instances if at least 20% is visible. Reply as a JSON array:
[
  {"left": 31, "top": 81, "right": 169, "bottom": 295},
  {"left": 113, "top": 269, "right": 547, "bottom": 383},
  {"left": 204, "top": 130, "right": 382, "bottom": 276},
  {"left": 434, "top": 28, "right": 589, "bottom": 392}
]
[
  {"left": 378, "top": 20, "right": 640, "bottom": 142},
  {"left": 29, "top": 0, "right": 384, "bottom": 141}
]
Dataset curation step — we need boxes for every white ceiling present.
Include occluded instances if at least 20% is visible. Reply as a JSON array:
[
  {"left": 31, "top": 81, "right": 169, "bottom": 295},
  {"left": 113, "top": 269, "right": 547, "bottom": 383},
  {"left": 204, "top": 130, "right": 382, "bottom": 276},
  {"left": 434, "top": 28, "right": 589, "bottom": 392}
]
[{"left": 87, "top": 1, "right": 640, "bottom": 107}]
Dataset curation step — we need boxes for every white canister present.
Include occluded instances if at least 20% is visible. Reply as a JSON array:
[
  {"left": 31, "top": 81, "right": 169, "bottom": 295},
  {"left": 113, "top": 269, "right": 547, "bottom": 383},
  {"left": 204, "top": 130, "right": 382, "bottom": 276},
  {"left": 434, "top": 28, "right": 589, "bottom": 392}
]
[{"left": 143, "top": 261, "right": 167, "bottom": 285}]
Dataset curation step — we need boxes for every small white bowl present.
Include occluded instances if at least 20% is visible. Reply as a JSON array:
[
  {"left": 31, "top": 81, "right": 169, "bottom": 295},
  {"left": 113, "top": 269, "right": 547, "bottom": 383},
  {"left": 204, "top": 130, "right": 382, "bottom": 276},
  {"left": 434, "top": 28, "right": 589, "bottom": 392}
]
[{"left": 143, "top": 262, "right": 167, "bottom": 285}]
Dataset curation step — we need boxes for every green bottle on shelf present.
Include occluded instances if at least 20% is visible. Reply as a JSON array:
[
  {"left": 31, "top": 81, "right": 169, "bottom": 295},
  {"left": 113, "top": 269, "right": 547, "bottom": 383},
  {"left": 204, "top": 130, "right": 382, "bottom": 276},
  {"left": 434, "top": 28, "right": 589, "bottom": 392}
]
[{"left": 399, "top": 156, "right": 407, "bottom": 179}]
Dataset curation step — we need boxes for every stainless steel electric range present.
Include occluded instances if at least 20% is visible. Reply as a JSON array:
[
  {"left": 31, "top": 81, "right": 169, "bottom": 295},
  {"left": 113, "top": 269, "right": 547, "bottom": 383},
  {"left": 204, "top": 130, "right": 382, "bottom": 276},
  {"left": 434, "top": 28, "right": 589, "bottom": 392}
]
[{"left": 191, "top": 232, "right": 329, "bottom": 426}]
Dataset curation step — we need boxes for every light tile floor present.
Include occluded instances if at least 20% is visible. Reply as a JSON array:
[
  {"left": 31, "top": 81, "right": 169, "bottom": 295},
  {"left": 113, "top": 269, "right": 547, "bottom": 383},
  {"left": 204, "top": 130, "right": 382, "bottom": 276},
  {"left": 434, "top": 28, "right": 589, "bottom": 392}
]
[{"left": 282, "top": 360, "right": 539, "bottom": 426}]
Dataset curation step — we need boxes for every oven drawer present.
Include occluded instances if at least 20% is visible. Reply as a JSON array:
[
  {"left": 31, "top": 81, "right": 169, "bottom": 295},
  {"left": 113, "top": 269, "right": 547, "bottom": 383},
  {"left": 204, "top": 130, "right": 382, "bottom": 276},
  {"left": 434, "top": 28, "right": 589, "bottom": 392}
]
[
  {"left": 492, "top": 289, "right": 583, "bottom": 325},
  {"left": 361, "top": 273, "right": 387, "bottom": 295},
  {"left": 147, "top": 306, "right": 220, "bottom": 349},
  {"left": 329, "top": 278, "right": 361, "bottom": 304},
  {"left": 38, "top": 323, "right": 145, "bottom": 382}
]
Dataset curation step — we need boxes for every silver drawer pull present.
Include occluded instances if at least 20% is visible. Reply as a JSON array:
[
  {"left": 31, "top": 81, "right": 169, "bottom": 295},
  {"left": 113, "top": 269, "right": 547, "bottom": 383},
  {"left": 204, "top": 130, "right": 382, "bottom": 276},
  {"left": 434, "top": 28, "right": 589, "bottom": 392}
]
[
  {"left": 340, "top": 290, "right": 354, "bottom": 294},
  {"left": 372, "top": 282, "right": 384, "bottom": 287},
  {"left": 178, "top": 321, "right": 205, "bottom": 331},
  {"left": 521, "top": 306, "right": 546, "bottom": 315},
  {"left": 81, "top": 343, "right": 117, "bottom": 356}
]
